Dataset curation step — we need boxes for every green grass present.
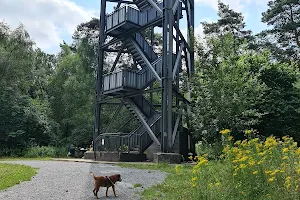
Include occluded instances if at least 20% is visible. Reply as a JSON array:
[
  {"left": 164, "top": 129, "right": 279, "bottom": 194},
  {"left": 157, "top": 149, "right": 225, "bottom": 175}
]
[
  {"left": 133, "top": 183, "right": 142, "bottom": 188},
  {"left": 0, "top": 157, "right": 52, "bottom": 161},
  {"left": 117, "top": 163, "right": 198, "bottom": 200},
  {"left": 118, "top": 135, "right": 300, "bottom": 199},
  {"left": 118, "top": 162, "right": 173, "bottom": 172},
  {"left": 0, "top": 163, "right": 38, "bottom": 191}
]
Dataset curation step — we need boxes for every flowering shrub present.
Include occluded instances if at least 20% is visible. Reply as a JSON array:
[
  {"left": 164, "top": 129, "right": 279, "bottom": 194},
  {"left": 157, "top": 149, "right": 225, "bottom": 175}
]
[{"left": 189, "top": 130, "right": 300, "bottom": 199}]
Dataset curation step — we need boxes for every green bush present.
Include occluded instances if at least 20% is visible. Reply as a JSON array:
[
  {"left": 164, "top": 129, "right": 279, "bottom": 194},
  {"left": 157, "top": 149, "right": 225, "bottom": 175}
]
[
  {"left": 0, "top": 148, "right": 25, "bottom": 157},
  {"left": 24, "top": 146, "right": 67, "bottom": 158},
  {"left": 195, "top": 141, "right": 223, "bottom": 160}
]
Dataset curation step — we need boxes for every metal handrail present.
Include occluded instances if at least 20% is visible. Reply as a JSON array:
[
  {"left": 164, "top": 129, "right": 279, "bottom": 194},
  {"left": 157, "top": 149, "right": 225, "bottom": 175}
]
[{"left": 106, "top": 4, "right": 140, "bottom": 18}]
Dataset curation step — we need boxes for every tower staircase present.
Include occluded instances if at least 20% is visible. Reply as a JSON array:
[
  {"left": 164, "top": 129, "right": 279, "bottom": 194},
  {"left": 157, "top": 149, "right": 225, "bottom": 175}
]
[{"left": 97, "top": 0, "right": 182, "bottom": 154}]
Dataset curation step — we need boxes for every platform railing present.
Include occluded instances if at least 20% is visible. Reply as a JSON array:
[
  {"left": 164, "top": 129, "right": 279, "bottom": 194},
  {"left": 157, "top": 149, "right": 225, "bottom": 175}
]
[{"left": 103, "top": 57, "right": 162, "bottom": 92}]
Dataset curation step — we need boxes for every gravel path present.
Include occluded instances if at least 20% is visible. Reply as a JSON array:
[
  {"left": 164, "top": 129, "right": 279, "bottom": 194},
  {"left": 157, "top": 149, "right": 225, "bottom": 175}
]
[{"left": 0, "top": 160, "right": 167, "bottom": 200}]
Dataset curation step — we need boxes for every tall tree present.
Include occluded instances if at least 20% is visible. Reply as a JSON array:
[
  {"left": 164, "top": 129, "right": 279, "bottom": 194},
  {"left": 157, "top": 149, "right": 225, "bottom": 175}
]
[
  {"left": 191, "top": 34, "right": 265, "bottom": 143},
  {"left": 262, "top": 0, "right": 300, "bottom": 48},
  {"left": 201, "top": 1, "right": 252, "bottom": 42},
  {"left": 0, "top": 22, "right": 35, "bottom": 92},
  {"left": 258, "top": 0, "right": 300, "bottom": 65},
  {"left": 48, "top": 42, "right": 98, "bottom": 146},
  {"left": 0, "top": 23, "right": 60, "bottom": 155}
]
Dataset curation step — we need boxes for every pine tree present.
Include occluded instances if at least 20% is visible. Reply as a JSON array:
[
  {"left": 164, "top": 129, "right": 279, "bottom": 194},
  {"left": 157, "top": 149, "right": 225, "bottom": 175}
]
[
  {"left": 201, "top": 1, "right": 252, "bottom": 42},
  {"left": 257, "top": 0, "right": 300, "bottom": 65},
  {"left": 262, "top": 0, "right": 300, "bottom": 48}
]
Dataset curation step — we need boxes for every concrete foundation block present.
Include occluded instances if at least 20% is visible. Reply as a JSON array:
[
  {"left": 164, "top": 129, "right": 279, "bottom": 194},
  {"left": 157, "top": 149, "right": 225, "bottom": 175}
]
[
  {"left": 95, "top": 151, "right": 120, "bottom": 162},
  {"left": 84, "top": 151, "right": 95, "bottom": 160},
  {"left": 120, "top": 153, "right": 147, "bottom": 162},
  {"left": 153, "top": 153, "right": 182, "bottom": 164}
]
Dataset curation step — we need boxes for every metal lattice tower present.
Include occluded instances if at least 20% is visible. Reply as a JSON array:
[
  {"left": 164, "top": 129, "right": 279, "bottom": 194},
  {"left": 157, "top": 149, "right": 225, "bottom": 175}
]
[{"left": 93, "top": 0, "right": 194, "bottom": 160}]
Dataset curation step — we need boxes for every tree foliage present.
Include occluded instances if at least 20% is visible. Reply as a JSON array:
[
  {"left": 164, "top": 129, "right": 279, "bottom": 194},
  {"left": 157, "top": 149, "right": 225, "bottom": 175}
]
[
  {"left": 254, "top": 0, "right": 300, "bottom": 65},
  {"left": 191, "top": 34, "right": 265, "bottom": 142},
  {"left": 1, "top": 0, "right": 300, "bottom": 156},
  {"left": 47, "top": 41, "right": 96, "bottom": 146},
  {"left": 201, "top": 2, "right": 252, "bottom": 43},
  {"left": 262, "top": 0, "right": 300, "bottom": 48},
  {"left": 0, "top": 23, "right": 59, "bottom": 155},
  {"left": 191, "top": 1, "right": 300, "bottom": 143}
]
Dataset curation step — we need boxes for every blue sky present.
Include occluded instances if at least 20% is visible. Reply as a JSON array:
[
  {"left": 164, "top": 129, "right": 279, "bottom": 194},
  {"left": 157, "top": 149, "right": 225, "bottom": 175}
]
[
  {"left": 0, "top": 0, "right": 270, "bottom": 54},
  {"left": 72, "top": 0, "right": 269, "bottom": 33}
]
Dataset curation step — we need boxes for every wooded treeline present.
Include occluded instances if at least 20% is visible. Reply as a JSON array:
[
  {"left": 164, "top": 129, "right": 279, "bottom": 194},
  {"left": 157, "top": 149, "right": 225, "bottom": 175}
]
[{"left": 0, "top": 0, "right": 299, "bottom": 156}]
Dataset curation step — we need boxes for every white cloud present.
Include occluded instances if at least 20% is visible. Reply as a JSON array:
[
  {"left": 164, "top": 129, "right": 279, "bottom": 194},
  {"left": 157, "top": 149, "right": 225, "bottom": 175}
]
[
  {"left": 181, "top": 18, "right": 214, "bottom": 41},
  {"left": 195, "top": 0, "right": 268, "bottom": 12},
  {"left": 0, "top": 0, "right": 95, "bottom": 53}
]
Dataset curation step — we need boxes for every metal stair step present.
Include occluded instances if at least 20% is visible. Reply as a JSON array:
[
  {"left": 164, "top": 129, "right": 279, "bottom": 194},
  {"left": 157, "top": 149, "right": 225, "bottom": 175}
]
[{"left": 133, "top": 0, "right": 153, "bottom": 11}]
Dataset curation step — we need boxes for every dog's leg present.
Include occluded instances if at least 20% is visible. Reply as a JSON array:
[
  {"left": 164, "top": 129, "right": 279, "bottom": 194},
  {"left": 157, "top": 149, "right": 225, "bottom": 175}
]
[
  {"left": 106, "top": 187, "right": 109, "bottom": 197},
  {"left": 112, "top": 185, "right": 118, "bottom": 197},
  {"left": 95, "top": 188, "right": 99, "bottom": 199}
]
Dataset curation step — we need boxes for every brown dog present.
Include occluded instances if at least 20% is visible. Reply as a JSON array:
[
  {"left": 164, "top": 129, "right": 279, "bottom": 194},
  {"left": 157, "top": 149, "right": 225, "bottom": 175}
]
[{"left": 90, "top": 171, "right": 122, "bottom": 199}]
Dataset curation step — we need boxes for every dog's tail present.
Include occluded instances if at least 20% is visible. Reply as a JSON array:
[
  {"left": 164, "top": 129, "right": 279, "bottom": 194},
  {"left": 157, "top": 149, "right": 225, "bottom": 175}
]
[{"left": 90, "top": 171, "right": 95, "bottom": 179}]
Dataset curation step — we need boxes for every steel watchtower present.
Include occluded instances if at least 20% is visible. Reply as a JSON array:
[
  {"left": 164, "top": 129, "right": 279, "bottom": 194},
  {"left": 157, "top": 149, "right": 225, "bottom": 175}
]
[{"left": 93, "top": 0, "right": 194, "bottom": 162}]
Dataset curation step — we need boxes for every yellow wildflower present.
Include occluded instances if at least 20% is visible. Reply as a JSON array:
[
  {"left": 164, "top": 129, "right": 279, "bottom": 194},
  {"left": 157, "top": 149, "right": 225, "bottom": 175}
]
[
  {"left": 223, "top": 145, "right": 230, "bottom": 153},
  {"left": 285, "top": 177, "right": 291, "bottom": 189},
  {"left": 290, "top": 142, "right": 297, "bottom": 149},
  {"left": 264, "top": 170, "right": 271, "bottom": 174},
  {"left": 228, "top": 136, "right": 233, "bottom": 141},
  {"left": 253, "top": 171, "right": 258, "bottom": 175},
  {"left": 268, "top": 177, "right": 275, "bottom": 182},
  {"left": 239, "top": 164, "right": 246, "bottom": 169},
  {"left": 197, "top": 157, "right": 208, "bottom": 166},
  {"left": 282, "top": 156, "right": 288, "bottom": 160},
  {"left": 245, "top": 150, "right": 251, "bottom": 154},
  {"left": 256, "top": 143, "right": 262, "bottom": 152},
  {"left": 220, "top": 129, "right": 231, "bottom": 135},
  {"left": 233, "top": 173, "right": 237, "bottom": 176},
  {"left": 270, "top": 171, "right": 277, "bottom": 176},
  {"left": 264, "top": 136, "right": 278, "bottom": 148},
  {"left": 239, "top": 156, "right": 248, "bottom": 162},
  {"left": 191, "top": 177, "right": 197, "bottom": 182},
  {"left": 241, "top": 140, "right": 248, "bottom": 147},
  {"left": 215, "top": 182, "right": 220, "bottom": 187},
  {"left": 282, "top": 136, "right": 287, "bottom": 140},
  {"left": 175, "top": 165, "right": 180, "bottom": 173},
  {"left": 195, "top": 156, "right": 201, "bottom": 161},
  {"left": 258, "top": 160, "right": 264, "bottom": 165},
  {"left": 249, "top": 160, "right": 255, "bottom": 166},
  {"left": 245, "top": 129, "right": 252, "bottom": 135},
  {"left": 283, "top": 148, "right": 289, "bottom": 153}
]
